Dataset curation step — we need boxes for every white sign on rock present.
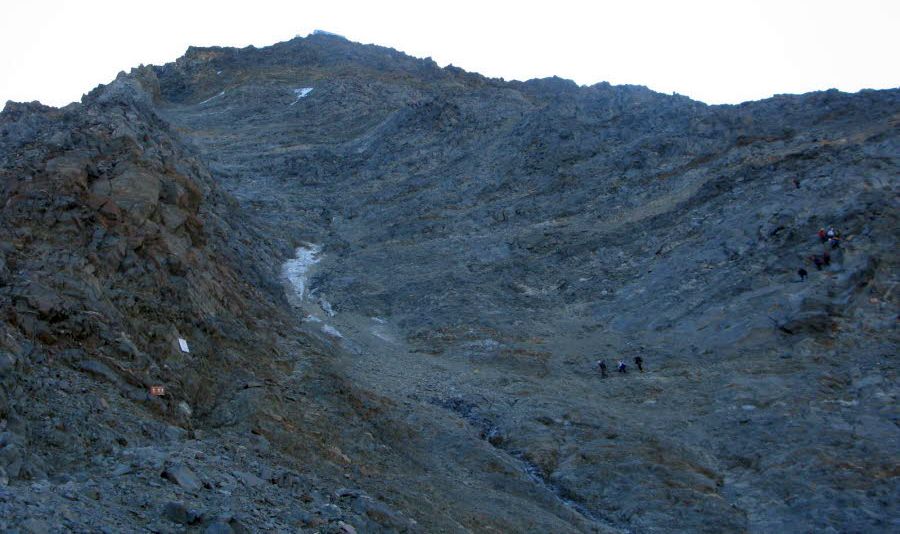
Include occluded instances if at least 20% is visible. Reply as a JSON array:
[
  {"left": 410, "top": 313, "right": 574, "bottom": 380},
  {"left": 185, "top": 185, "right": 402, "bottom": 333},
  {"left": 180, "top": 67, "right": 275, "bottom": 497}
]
[{"left": 178, "top": 338, "right": 190, "bottom": 353}]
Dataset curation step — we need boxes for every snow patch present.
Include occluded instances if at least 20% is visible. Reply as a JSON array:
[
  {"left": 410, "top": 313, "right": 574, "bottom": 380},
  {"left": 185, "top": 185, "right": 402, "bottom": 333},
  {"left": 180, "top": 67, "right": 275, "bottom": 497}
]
[
  {"left": 322, "top": 324, "right": 343, "bottom": 338},
  {"left": 369, "top": 317, "right": 393, "bottom": 341},
  {"left": 371, "top": 328, "right": 393, "bottom": 342},
  {"left": 319, "top": 299, "right": 335, "bottom": 317},
  {"left": 289, "top": 87, "right": 314, "bottom": 106},
  {"left": 282, "top": 244, "right": 322, "bottom": 301},
  {"left": 198, "top": 91, "right": 225, "bottom": 105},
  {"left": 465, "top": 339, "right": 501, "bottom": 350}
]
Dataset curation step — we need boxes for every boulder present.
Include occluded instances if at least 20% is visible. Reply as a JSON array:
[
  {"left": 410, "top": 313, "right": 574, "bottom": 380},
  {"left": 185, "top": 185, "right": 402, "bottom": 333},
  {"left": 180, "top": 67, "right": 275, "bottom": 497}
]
[
  {"left": 162, "top": 464, "right": 202, "bottom": 491},
  {"left": 162, "top": 501, "right": 201, "bottom": 524},
  {"left": 91, "top": 164, "right": 161, "bottom": 221}
]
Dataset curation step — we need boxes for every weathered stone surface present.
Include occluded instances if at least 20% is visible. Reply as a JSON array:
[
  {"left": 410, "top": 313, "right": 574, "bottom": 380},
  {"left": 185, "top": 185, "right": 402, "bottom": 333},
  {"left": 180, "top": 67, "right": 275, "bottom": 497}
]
[
  {"left": 203, "top": 520, "right": 234, "bottom": 534},
  {"left": 162, "top": 500, "right": 199, "bottom": 524},
  {"left": 231, "top": 470, "right": 263, "bottom": 488},
  {"left": 20, "top": 517, "right": 50, "bottom": 534},
  {"left": 106, "top": 165, "right": 161, "bottom": 221},
  {"left": 163, "top": 464, "right": 202, "bottom": 491}
]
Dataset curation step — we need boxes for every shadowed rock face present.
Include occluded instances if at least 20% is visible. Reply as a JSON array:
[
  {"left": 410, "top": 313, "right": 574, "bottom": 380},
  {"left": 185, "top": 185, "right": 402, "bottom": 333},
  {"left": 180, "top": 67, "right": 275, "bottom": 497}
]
[{"left": 1, "top": 34, "right": 898, "bottom": 532}]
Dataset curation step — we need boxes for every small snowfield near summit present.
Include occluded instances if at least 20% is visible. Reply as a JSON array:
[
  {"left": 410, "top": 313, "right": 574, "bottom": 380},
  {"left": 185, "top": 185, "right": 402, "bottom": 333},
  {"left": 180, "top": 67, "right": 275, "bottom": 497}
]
[{"left": 290, "top": 87, "right": 314, "bottom": 105}]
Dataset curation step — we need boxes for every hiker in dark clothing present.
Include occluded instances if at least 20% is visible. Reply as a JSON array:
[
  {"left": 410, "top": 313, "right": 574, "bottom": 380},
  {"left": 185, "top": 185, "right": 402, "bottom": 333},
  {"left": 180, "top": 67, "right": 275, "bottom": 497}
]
[
  {"left": 829, "top": 236, "right": 841, "bottom": 249},
  {"left": 798, "top": 267, "right": 808, "bottom": 281},
  {"left": 818, "top": 229, "right": 827, "bottom": 243},
  {"left": 634, "top": 356, "right": 644, "bottom": 372},
  {"left": 811, "top": 255, "right": 824, "bottom": 271},
  {"left": 597, "top": 360, "right": 608, "bottom": 379},
  {"left": 617, "top": 360, "right": 627, "bottom": 374}
]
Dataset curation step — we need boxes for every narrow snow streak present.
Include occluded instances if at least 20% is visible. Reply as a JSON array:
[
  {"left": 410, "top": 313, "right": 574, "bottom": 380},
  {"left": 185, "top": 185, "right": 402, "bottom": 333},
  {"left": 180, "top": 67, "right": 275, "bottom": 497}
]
[
  {"left": 198, "top": 91, "right": 225, "bottom": 105},
  {"left": 282, "top": 244, "right": 322, "bottom": 301}
]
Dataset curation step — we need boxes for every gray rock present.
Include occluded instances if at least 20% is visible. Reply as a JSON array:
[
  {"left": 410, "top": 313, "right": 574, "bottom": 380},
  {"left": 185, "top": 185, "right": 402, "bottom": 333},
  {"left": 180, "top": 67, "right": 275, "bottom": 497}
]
[
  {"left": 204, "top": 521, "right": 234, "bottom": 534},
  {"left": 292, "top": 510, "right": 319, "bottom": 527},
  {"left": 112, "top": 463, "right": 133, "bottom": 476},
  {"left": 0, "top": 432, "right": 25, "bottom": 448},
  {"left": 163, "top": 501, "right": 200, "bottom": 525},
  {"left": 164, "top": 425, "right": 187, "bottom": 442},
  {"left": 211, "top": 515, "right": 250, "bottom": 534},
  {"left": 335, "top": 487, "right": 366, "bottom": 498},
  {"left": 162, "top": 464, "right": 202, "bottom": 491},
  {"left": 177, "top": 401, "right": 193, "bottom": 418},
  {"left": 350, "top": 495, "right": 412, "bottom": 530},
  {"left": 0, "top": 445, "right": 23, "bottom": 478},
  {"left": 317, "top": 503, "right": 343, "bottom": 521},
  {"left": 232, "top": 470, "right": 263, "bottom": 488},
  {"left": 20, "top": 518, "right": 50, "bottom": 534},
  {"left": 79, "top": 360, "right": 123, "bottom": 387},
  {"left": 126, "top": 447, "right": 169, "bottom": 469},
  {"left": 5, "top": 410, "right": 28, "bottom": 436},
  {"left": 0, "top": 353, "right": 15, "bottom": 376}
]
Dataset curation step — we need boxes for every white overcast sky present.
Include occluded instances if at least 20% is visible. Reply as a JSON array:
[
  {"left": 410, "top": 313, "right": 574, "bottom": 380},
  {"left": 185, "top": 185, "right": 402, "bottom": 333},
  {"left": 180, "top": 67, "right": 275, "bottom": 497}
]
[{"left": 1, "top": 0, "right": 897, "bottom": 107}]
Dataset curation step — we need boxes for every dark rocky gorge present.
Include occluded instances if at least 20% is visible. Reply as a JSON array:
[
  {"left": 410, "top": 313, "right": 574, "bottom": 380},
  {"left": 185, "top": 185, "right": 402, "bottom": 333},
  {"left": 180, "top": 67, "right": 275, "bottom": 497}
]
[{"left": 1, "top": 33, "right": 897, "bottom": 532}]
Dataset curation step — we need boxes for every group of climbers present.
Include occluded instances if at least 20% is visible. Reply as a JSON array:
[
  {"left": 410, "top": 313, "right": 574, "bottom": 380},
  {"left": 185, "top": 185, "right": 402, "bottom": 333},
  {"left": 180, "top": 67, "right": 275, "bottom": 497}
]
[
  {"left": 800, "top": 226, "right": 840, "bottom": 280},
  {"left": 595, "top": 356, "right": 644, "bottom": 378},
  {"left": 818, "top": 226, "right": 842, "bottom": 249}
]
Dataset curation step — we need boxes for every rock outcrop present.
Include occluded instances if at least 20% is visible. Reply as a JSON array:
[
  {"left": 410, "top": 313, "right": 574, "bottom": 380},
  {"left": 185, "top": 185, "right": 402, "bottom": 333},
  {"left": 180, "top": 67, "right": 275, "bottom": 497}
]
[{"left": 0, "top": 73, "right": 426, "bottom": 532}]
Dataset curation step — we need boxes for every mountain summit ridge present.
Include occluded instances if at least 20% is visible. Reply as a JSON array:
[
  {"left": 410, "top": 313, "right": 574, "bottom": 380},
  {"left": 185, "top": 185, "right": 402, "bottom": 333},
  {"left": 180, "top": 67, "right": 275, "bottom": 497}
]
[{"left": 1, "top": 34, "right": 898, "bottom": 532}]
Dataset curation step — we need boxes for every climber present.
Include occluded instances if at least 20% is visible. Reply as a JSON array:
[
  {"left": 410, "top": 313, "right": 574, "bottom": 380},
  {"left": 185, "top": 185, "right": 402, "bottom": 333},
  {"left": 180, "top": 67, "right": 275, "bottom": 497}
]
[
  {"left": 829, "top": 236, "right": 841, "bottom": 249},
  {"left": 597, "top": 359, "right": 608, "bottom": 378},
  {"left": 634, "top": 355, "right": 644, "bottom": 372},
  {"left": 617, "top": 360, "right": 627, "bottom": 374},
  {"left": 818, "top": 228, "right": 827, "bottom": 243},
  {"left": 798, "top": 267, "right": 808, "bottom": 281},
  {"left": 826, "top": 227, "right": 837, "bottom": 239},
  {"left": 810, "top": 255, "right": 824, "bottom": 271}
]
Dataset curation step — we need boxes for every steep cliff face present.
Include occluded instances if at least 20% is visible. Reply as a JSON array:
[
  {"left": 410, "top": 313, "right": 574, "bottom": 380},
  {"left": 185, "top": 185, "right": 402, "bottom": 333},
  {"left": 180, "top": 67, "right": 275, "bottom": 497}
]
[
  {"left": 1, "top": 34, "right": 898, "bottom": 532},
  {"left": 0, "top": 74, "right": 438, "bottom": 533}
]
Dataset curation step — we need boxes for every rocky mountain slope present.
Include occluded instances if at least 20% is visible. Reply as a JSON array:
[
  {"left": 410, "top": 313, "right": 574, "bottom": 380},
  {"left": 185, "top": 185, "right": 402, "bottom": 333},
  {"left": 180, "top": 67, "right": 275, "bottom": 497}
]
[{"left": 1, "top": 33, "right": 898, "bottom": 532}]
